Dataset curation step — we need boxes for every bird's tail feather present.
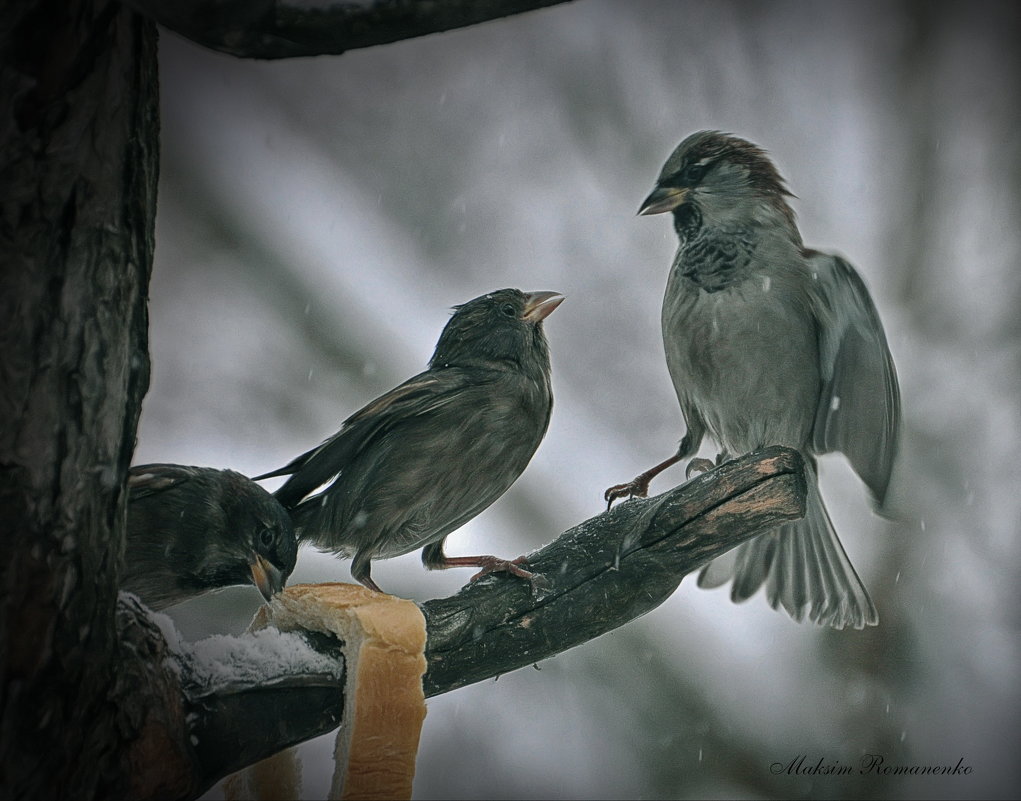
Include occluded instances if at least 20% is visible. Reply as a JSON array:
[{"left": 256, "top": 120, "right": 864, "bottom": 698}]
[{"left": 697, "top": 468, "right": 877, "bottom": 629}]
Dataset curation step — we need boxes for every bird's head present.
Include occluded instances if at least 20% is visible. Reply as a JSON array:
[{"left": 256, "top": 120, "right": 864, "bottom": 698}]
[
  {"left": 639, "top": 131, "right": 797, "bottom": 235},
  {"left": 430, "top": 288, "right": 564, "bottom": 374},
  {"left": 213, "top": 472, "right": 298, "bottom": 603}
]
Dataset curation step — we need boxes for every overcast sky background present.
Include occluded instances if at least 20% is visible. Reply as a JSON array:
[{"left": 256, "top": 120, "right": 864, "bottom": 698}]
[{"left": 141, "top": 1, "right": 1019, "bottom": 798}]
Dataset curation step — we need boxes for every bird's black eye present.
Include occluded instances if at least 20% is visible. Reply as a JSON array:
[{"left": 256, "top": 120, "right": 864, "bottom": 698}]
[
  {"left": 681, "top": 162, "right": 707, "bottom": 183},
  {"left": 500, "top": 303, "right": 517, "bottom": 318},
  {"left": 259, "top": 528, "right": 276, "bottom": 548}
]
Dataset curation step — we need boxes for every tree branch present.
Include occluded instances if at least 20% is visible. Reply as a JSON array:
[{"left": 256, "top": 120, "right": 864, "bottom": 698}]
[
  {"left": 125, "top": 0, "right": 573, "bottom": 59},
  {"left": 162, "top": 446, "right": 805, "bottom": 797},
  {"left": 422, "top": 445, "right": 806, "bottom": 694}
]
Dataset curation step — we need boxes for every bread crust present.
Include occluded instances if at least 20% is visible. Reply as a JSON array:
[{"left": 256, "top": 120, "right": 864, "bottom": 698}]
[{"left": 230, "top": 583, "right": 427, "bottom": 800}]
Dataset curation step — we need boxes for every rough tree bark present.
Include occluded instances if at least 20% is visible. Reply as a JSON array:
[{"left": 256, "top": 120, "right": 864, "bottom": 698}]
[{"left": 0, "top": 0, "right": 161, "bottom": 797}]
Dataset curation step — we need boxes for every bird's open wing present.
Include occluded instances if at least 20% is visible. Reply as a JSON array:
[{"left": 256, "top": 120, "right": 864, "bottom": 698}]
[
  {"left": 808, "top": 252, "right": 901, "bottom": 507},
  {"left": 260, "top": 369, "right": 478, "bottom": 509},
  {"left": 127, "top": 464, "right": 198, "bottom": 499}
]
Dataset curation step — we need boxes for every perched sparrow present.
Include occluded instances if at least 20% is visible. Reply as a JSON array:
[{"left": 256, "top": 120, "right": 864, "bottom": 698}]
[
  {"left": 606, "top": 131, "right": 900, "bottom": 629},
  {"left": 257, "top": 288, "right": 563, "bottom": 593},
  {"left": 122, "top": 464, "right": 297, "bottom": 610}
]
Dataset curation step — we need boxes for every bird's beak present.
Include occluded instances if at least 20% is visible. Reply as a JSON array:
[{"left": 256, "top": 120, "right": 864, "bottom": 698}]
[
  {"left": 249, "top": 552, "right": 284, "bottom": 603},
  {"left": 522, "top": 291, "right": 565, "bottom": 322},
  {"left": 638, "top": 185, "right": 688, "bottom": 215}
]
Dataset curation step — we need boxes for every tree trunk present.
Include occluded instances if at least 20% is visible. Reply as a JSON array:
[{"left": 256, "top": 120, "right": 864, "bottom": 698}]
[{"left": 0, "top": 0, "right": 160, "bottom": 797}]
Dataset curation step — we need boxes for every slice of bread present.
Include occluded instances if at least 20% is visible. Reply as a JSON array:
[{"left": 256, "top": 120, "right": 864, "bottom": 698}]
[{"left": 227, "top": 583, "right": 427, "bottom": 800}]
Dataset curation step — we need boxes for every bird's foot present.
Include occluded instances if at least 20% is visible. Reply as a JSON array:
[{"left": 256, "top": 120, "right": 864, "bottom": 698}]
[
  {"left": 469, "top": 555, "right": 552, "bottom": 593},
  {"left": 468, "top": 554, "right": 534, "bottom": 583},
  {"left": 603, "top": 475, "right": 651, "bottom": 511},
  {"left": 684, "top": 457, "right": 716, "bottom": 478},
  {"left": 603, "top": 452, "right": 686, "bottom": 510},
  {"left": 685, "top": 451, "right": 731, "bottom": 479},
  {"left": 357, "top": 574, "right": 386, "bottom": 594},
  {"left": 428, "top": 553, "right": 546, "bottom": 589}
]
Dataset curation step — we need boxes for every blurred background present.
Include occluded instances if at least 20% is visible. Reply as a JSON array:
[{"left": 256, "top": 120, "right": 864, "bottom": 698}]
[{"left": 141, "top": 1, "right": 1019, "bottom": 798}]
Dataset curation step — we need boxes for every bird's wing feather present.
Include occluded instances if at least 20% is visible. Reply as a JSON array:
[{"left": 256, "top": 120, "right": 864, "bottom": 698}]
[
  {"left": 808, "top": 252, "right": 901, "bottom": 507},
  {"left": 269, "top": 369, "right": 477, "bottom": 508},
  {"left": 127, "top": 464, "right": 197, "bottom": 499}
]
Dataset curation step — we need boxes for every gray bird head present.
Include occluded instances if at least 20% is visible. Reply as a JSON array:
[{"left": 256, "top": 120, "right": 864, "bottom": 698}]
[
  {"left": 430, "top": 288, "right": 564, "bottom": 376},
  {"left": 639, "top": 131, "right": 798, "bottom": 236},
  {"left": 124, "top": 465, "right": 298, "bottom": 609},
  {"left": 214, "top": 471, "right": 298, "bottom": 602}
]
